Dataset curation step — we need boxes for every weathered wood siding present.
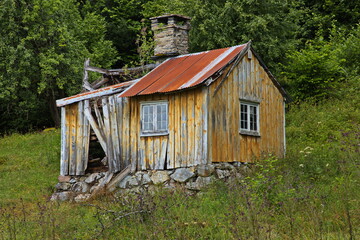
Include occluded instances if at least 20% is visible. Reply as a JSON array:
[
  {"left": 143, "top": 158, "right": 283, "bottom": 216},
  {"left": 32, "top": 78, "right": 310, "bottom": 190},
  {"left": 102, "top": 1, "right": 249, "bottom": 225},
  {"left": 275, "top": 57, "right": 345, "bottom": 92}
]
[
  {"left": 60, "top": 102, "right": 90, "bottom": 176},
  {"left": 116, "top": 87, "right": 209, "bottom": 170},
  {"left": 208, "top": 50, "right": 285, "bottom": 162},
  {"left": 60, "top": 49, "right": 285, "bottom": 175}
]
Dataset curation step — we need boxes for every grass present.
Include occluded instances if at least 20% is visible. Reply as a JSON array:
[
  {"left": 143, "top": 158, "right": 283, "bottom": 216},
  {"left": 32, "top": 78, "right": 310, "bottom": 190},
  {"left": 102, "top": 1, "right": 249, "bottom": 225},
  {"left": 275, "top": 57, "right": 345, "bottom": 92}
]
[
  {"left": 0, "top": 130, "right": 60, "bottom": 205},
  {"left": 0, "top": 94, "right": 359, "bottom": 239}
]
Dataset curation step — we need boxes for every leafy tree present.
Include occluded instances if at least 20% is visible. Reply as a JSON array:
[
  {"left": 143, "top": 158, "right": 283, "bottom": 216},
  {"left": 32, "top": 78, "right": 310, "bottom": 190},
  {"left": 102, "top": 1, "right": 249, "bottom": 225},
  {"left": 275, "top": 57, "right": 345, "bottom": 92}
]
[
  {"left": 142, "top": 0, "right": 300, "bottom": 71},
  {"left": 296, "top": 0, "right": 360, "bottom": 43},
  {"left": 80, "top": 0, "right": 148, "bottom": 67},
  {"left": 0, "top": 0, "right": 117, "bottom": 134},
  {"left": 282, "top": 40, "right": 346, "bottom": 101}
]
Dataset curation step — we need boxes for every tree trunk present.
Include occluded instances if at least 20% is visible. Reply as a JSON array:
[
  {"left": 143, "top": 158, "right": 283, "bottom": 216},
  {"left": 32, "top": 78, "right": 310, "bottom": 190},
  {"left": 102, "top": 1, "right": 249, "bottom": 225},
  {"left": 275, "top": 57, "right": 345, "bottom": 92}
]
[{"left": 48, "top": 89, "right": 60, "bottom": 128}]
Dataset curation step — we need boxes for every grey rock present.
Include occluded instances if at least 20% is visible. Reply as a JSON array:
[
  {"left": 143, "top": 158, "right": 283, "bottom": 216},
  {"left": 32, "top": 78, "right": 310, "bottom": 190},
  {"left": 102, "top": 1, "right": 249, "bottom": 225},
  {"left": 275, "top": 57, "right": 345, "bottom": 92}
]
[
  {"left": 74, "top": 194, "right": 91, "bottom": 202},
  {"left": 186, "top": 176, "right": 213, "bottom": 190},
  {"left": 50, "top": 191, "right": 73, "bottom": 201},
  {"left": 215, "top": 163, "right": 235, "bottom": 171},
  {"left": 215, "top": 169, "right": 231, "bottom": 179},
  {"left": 118, "top": 175, "right": 139, "bottom": 188},
  {"left": 197, "top": 164, "right": 215, "bottom": 177},
  {"left": 55, "top": 182, "right": 71, "bottom": 191},
  {"left": 134, "top": 172, "right": 147, "bottom": 184},
  {"left": 69, "top": 178, "right": 77, "bottom": 184},
  {"left": 151, "top": 171, "right": 170, "bottom": 184},
  {"left": 170, "top": 168, "right": 195, "bottom": 183},
  {"left": 72, "top": 182, "right": 90, "bottom": 193},
  {"left": 85, "top": 173, "right": 102, "bottom": 184},
  {"left": 127, "top": 176, "right": 139, "bottom": 187},
  {"left": 141, "top": 173, "right": 152, "bottom": 185}
]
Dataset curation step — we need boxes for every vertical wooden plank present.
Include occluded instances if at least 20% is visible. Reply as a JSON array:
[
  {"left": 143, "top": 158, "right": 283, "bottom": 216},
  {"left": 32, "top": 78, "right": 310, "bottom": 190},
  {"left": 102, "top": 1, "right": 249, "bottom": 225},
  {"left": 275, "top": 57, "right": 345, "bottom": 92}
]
[
  {"left": 115, "top": 96, "right": 124, "bottom": 167},
  {"left": 102, "top": 97, "right": 114, "bottom": 172},
  {"left": 202, "top": 88, "right": 209, "bottom": 164},
  {"left": 81, "top": 114, "right": 90, "bottom": 175},
  {"left": 75, "top": 101, "right": 84, "bottom": 175},
  {"left": 187, "top": 90, "right": 195, "bottom": 165},
  {"left": 250, "top": 57, "right": 255, "bottom": 96},
  {"left": 123, "top": 97, "right": 130, "bottom": 166},
  {"left": 242, "top": 58, "right": 246, "bottom": 98},
  {"left": 139, "top": 136, "right": 146, "bottom": 170},
  {"left": 153, "top": 137, "right": 160, "bottom": 169},
  {"left": 159, "top": 138, "right": 168, "bottom": 170},
  {"left": 194, "top": 90, "right": 203, "bottom": 164},
  {"left": 60, "top": 107, "right": 69, "bottom": 176},
  {"left": 233, "top": 64, "right": 241, "bottom": 162},
  {"left": 129, "top": 99, "right": 138, "bottom": 172},
  {"left": 174, "top": 94, "right": 182, "bottom": 168},
  {"left": 147, "top": 137, "right": 153, "bottom": 169},
  {"left": 226, "top": 70, "right": 233, "bottom": 162},
  {"left": 109, "top": 96, "right": 121, "bottom": 172},
  {"left": 167, "top": 95, "right": 175, "bottom": 169},
  {"left": 180, "top": 92, "right": 188, "bottom": 167},
  {"left": 69, "top": 104, "right": 77, "bottom": 175}
]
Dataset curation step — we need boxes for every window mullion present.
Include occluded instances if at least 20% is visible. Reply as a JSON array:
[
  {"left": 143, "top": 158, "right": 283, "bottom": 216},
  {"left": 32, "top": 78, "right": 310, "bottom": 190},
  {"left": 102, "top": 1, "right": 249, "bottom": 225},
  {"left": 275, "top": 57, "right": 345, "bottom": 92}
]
[
  {"left": 152, "top": 105, "right": 156, "bottom": 132},
  {"left": 246, "top": 104, "right": 251, "bottom": 131}
]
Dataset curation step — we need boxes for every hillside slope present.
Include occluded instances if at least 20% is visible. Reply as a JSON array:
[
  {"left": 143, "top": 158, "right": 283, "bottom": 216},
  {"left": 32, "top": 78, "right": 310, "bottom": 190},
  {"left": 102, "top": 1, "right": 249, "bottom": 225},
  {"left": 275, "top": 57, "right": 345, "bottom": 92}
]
[{"left": 0, "top": 95, "right": 359, "bottom": 238}]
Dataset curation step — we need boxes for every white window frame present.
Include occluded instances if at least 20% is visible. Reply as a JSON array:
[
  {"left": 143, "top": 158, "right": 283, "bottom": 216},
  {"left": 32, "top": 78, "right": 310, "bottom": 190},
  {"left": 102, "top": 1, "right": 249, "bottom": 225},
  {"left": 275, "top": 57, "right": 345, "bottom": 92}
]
[
  {"left": 239, "top": 101, "right": 260, "bottom": 136},
  {"left": 140, "top": 101, "right": 169, "bottom": 136}
]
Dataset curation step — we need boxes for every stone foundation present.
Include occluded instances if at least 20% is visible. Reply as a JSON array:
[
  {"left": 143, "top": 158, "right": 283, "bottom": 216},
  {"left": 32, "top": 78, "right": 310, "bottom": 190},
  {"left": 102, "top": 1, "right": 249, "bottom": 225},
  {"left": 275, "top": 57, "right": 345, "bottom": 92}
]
[{"left": 51, "top": 162, "right": 251, "bottom": 202}]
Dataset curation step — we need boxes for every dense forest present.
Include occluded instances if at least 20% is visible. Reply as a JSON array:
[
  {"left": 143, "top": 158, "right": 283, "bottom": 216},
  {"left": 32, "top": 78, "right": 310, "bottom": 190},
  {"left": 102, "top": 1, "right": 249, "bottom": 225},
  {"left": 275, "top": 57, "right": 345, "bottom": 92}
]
[{"left": 0, "top": 0, "right": 359, "bottom": 134}]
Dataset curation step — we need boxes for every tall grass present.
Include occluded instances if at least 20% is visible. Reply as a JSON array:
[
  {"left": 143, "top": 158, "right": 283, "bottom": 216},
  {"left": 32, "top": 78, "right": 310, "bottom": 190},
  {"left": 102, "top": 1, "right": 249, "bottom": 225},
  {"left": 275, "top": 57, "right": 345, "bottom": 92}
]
[{"left": 0, "top": 94, "right": 359, "bottom": 239}]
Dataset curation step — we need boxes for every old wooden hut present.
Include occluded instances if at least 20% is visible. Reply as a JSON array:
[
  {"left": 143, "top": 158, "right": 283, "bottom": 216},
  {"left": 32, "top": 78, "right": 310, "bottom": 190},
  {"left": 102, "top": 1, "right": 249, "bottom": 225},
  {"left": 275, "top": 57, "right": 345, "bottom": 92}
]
[{"left": 56, "top": 14, "right": 288, "bottom": 177}]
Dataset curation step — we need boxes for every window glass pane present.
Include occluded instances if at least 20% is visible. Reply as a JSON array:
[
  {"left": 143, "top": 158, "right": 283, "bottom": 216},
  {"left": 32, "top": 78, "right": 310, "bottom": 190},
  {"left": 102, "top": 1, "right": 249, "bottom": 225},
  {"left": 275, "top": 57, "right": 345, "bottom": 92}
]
[
  {"left": 240, "top": 104, "right": 248, "bottom": 130},
  {"left": 240, "top": 103, "right": 259, "bottom": 132},
  {"left": 142, "top": 102, "right": 168, "bottom": 134}
]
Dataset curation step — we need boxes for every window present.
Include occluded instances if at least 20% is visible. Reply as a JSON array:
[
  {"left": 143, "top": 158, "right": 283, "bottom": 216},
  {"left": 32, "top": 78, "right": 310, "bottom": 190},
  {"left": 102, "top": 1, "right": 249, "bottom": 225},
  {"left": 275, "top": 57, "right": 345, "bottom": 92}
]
[
  {"left": 141, "top": 101, "right": 168, "bottom": 136},
  {"left": 240, "top": 102, "right": 260, "bottom": 136}
]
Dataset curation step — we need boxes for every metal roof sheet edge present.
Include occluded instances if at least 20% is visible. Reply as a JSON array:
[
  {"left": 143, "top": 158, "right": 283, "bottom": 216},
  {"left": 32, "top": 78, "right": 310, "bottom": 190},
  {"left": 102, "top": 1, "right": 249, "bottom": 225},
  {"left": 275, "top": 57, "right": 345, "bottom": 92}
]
[{"left": 56, "top": 79, "right": 139, "bottom": 107}]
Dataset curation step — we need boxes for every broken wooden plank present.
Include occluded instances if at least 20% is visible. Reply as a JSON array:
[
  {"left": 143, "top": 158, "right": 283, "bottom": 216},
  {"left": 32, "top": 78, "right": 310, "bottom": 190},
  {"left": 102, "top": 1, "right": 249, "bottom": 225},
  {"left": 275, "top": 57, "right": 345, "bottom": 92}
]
[
  {"left": 159, "top": 138, "right": 168, "bottom": 170},
  {"left": 84, "top": 100, "right": 107, "bottom": 153},
  {"left": 106, "top": 165, "right": 131, "bottom": 192},
  {"left": 102, "top": 97, "right": 115, "bottom": 172}
]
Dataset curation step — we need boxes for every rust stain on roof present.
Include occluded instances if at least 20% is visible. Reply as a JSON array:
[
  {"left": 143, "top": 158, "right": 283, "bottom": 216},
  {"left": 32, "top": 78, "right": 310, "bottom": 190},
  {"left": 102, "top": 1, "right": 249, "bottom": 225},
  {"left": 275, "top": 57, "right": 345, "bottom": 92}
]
[{"left": 120, "top": 44, "right": 247, "bottom": 97}]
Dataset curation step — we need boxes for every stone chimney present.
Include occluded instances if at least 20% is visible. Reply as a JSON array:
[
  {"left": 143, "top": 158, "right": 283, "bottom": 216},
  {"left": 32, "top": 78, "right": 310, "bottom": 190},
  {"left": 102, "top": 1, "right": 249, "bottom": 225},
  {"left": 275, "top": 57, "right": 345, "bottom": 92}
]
[{"left": 150, "top": 14, "right": 191, "bottom": 62}]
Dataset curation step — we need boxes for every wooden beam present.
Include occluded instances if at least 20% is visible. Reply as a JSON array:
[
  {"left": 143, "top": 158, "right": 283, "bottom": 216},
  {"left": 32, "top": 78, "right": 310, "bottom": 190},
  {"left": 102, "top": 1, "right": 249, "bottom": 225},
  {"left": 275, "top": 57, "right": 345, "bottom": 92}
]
[{"left": 83, "top": 58, "right": 94, "bottom": 91}]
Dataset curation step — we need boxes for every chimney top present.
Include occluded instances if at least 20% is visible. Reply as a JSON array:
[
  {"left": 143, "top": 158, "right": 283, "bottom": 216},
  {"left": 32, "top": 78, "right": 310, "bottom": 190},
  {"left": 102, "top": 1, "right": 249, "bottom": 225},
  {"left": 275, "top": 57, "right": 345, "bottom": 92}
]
[
  {"left": 149, "top": 14, "right": 191, "bottom": 21},
  {"left": 150, "top": 14, "right": 191, "bottom": 63}
]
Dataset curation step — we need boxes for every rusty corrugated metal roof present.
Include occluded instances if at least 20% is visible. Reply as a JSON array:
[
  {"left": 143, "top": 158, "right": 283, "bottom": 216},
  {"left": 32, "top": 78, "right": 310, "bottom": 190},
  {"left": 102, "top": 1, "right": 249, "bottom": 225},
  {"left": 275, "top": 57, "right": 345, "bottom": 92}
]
[
  {"left": 120, "top": 44, "right": 248, "bottom": 97},
  {"left": 56, "top": 79, "right": 138, "bottom": 107}
]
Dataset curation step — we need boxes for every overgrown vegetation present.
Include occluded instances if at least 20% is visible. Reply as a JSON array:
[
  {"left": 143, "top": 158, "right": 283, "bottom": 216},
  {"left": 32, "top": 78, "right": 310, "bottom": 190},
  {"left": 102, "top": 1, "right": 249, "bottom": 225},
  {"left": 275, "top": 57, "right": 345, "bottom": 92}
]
[
  {"left": 1, "top": 0, "right": 359, "bottom": 134},
  {"left": 0, "top": 0, "right": 359, "bottom": 238},
  {"left": 0, "top": 93, "right": 359, "bottom": 238}
]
